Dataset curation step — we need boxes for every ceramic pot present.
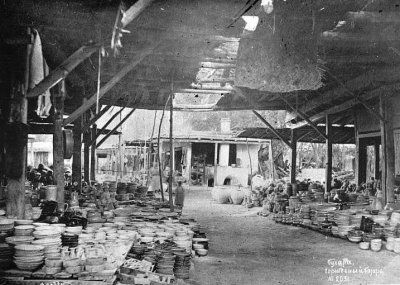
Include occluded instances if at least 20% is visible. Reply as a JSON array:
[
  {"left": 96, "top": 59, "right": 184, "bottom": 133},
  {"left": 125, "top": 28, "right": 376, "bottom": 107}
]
[
  {"left": 214, "top": 186, "right": 231, "bottom": 204},
  {"left": 230, "top": 188, "right": 245, "bottom": 205}
]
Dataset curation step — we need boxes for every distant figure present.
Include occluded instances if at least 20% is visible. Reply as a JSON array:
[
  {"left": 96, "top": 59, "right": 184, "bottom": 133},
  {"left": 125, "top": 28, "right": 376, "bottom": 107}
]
[
  {"left": 174, "top": 181, "right": 185, "bottom": 208},
  {"left": 46, "top": 170, "right": 54, "bottom": 185}
]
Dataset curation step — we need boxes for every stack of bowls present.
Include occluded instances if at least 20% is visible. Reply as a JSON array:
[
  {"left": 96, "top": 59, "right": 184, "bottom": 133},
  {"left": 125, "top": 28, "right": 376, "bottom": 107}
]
[
  {"left": 0, "top": 243, "right": 14, "bottom": 269},
  {"left": 174, "top": 235, "right": 191, "bottom": 253},
  {"left": 15, "top": 220, "right": 33, "bottom": 226},
  {"left": 139, "top": 228, "right": 156, "bottom": 243},
  {"left": 386, "top": 237, "right": 395, "bottom": 251},
  {"left": 33, "top": 225, "right": 60, "bottom": 239},
  {"left": 370, "top": 239, "right": 382, "bottom": 252},
  {"left": 155, "top": 250, "right": 175, "bottom": 275},
  {"left": 45, "top": 257, "right": 63, "bottom": 275},
  {"left": 32, "top": 237, "right": 62, "bottom": 258},
  {"left": 14, "top": 225, "right": 35, "bottom": 236},
  {"left": 14, "top": 244, "right": 45, "bottom": 271},
  {"left": 65, "top": 226, "right": 83, "bottom": 235},
  {"left": 394, "top": 238, "right": 400, "bottom": 253},
  {"left": 0, "top": 219, "right": 14, "bottom": 234},
  {"left": 6, "top": 236, "right": 34, "bottom": 246},
  {"left": 173, "top": 251, "right": 191, "bottom": 279}
]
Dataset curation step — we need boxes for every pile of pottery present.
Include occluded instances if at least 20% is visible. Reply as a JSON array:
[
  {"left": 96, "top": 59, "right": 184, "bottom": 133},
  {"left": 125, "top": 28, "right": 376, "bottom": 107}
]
[
  {"left": 31, "top": 223, "right": 64, "bottom": 258},
  {"left": 0, "top": 219, "right": 14, "bottom": 235},
  {"left": 347, "top": 230, "right": 363, "bottom": 243},
  {"left": 155, "top": 250, "right": 176, "bottom": 275},
  {"left": 0, "top": 243, "right": 14, "bottom": 269},
  {"left": 334, "top": 212, "right": 354, "bottom": 237},
  {"left": 173, "top": 252, "right": 191, "bottom": 279},
  {"left": 192, "top": 238, "right": 209, "bottom": 256},
  {"left": 44, "top": 257, "right": 63, "bottom": 275},
  {"left": 14, "top": 244, "right": 45, "bottom": 271},
  {"left": 370, "top": 239, "right": 382, "bottom": 252}
]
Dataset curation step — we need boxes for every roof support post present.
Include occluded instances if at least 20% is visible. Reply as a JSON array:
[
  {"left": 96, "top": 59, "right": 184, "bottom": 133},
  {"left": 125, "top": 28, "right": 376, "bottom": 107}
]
[
  {"left": 252, "top": 110, "right": 291, "bottom": 148},
  {"left": 325, "top": 114, "right": 332, "bottom": 194},
  {"left": 380, "top": 94, "right": 396, "bottom": 204},
  {"left": 96, "top": 109, "right": 135, "bottom": 148},
  {"left": 72, "top": 115, "right": 82, "bottom": 191},
  {"left": 90, "top": 106, "right": 126, "bottom": 145},
  {"left": 281, "top": 96, "right": 328, "bottom": 139},
  {"left": 90, "top": 125, "right": 97, "bottom": 182},
  {"left": 290, "top": 129, "right": 297, "bottom": 184}
]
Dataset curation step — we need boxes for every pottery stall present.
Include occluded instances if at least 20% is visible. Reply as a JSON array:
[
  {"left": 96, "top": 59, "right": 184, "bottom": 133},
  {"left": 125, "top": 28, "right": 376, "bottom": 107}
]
[{"left": 0, "top": 181, "right": 209, "bottom": 284}]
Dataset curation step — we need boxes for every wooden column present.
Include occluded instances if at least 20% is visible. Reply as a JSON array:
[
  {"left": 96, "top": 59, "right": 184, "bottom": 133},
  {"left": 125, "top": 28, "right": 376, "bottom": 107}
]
[
  {"left": 380, "top": 95, "right": 395, "bottom": 204},
  {"left": 90, "top": 124, "right": 97, "bottom": 181},
  {"left": 269, "top": 140, "right": 275, "bottom": 180},
  {"left": 53, "top": 81, "right": 66, "bottom": 208},
  {"left": 358, "top": 140, "right": 367, "bottom": 185},
  {"left": 374, "top": 141, "right": 380, "bottom": 181},
  {"left": 290, "top": 129, "right": 297, "bottom": 184},
  {"left": 354, "top": 112, "right": 360, "bottom": 185},
  {"left": 83, "top": 125, "right": 90, "bottom": 184},
  {"left": 72, "top": 117, "right": 82, "bottom": 191},
  {"left": 6, "top": 29, "right": 31, "bottom": 218},
  {"left": 325, "top": 114, "right": 332, "bottom": 193},
  {"left": 169, "top": 97, "right": 174, "bottom": 211}
]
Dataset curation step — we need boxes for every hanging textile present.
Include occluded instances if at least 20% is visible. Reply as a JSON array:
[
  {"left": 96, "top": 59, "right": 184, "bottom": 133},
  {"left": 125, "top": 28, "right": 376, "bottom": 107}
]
[{"left": 30, "top": 29, "right": 52, "bottom": 118}]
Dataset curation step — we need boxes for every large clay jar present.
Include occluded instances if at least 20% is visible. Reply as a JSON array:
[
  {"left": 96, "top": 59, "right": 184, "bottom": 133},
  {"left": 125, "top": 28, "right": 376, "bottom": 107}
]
[
  {"left": 230, "top": 188, "right": 244, "bottom": 205},
  {"left": 214, "top": 186, "right": 231, "bottom": 204}
]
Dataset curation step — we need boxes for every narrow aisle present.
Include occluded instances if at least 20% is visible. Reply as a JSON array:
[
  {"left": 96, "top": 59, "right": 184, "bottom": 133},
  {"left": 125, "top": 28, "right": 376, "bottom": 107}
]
[{"left": 181, "top": 187, "right": 400, "bottom": 285}]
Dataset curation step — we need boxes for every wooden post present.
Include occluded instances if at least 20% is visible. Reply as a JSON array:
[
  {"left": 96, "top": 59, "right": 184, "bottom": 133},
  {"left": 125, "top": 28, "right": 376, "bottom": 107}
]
[
  {"left": 6, "top": 29, "right": 31, "bottom": 219},
  {"left": 269, "top": 140, "right": 274, "bottom": 180},
  {"left": 358, "top": 140, "right": 367, "bottom": 185},
  {"left": 354, "top": 112, "right": 360, "bottom": 185},
  {"left": 374, "top": 141, "right": 380, "bottom": 180},
  {"left": 53, "top": 81, "right": 66, "bottom": 209},
  {"left": 380, "top": 95, "right": 395, "bottom": 204},
  {"left": 72, "top": 116, "right": 82, "bottom": 191},
  {"left": 290, "top": 129, "right": 297, "bottom": 184},
  {"left": 90, "top": 124, "right": 97, "bottom": 181},
  {"left": 325, "top": 114, "right": 332, "bottom": 193},
  {"left": 83, "top": 126, "right": 90, "bottom": 184},
  {"left": 169, "top": 96, "right": 174, "bottom": 211}
]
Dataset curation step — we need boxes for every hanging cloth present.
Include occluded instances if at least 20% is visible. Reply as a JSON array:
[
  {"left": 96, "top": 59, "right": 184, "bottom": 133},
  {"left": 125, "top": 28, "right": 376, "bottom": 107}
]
[{"left": 29, "top": 29, "right": 52, "bottom": 118}]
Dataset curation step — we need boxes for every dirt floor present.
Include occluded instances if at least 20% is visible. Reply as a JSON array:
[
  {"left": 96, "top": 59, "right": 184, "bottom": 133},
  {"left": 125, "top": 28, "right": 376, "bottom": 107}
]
[{"left": 180, "top": 187, "right": 400, "bottom": 285}]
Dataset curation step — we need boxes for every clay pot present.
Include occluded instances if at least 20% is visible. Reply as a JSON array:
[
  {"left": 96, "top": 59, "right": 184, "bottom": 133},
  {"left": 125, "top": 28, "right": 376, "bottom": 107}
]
[
  {"left": 214, "top": 186, "right": 231, "bottom": 204},
  {"left": 230, "top": 188, "right": 244, "bottom": 205}
]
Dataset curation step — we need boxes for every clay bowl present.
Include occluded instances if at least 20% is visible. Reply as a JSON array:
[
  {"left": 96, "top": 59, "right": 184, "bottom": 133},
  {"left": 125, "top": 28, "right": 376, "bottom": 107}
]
[
  {"left": 196, "top": 249, "right": 208, "bottom": 256},
  {"left": 45, "top": 257, "right": 63, "bottom": 267}
]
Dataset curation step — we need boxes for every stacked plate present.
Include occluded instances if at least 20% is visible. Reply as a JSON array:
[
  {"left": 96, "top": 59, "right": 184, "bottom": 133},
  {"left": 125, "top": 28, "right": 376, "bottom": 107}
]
[
  {"left": 0, "top": 243, "right": 14, "bottom": 269},
  {"left": 32, "top": 237, "right": 62, "bottom": 258},
  {"left": 6, "top": 235, "right": 35, "bottom": 246},
  {"left": 14, "top": 225, "right": 35, "bottom": 236},
  {"left": 155, "top": 251, "right": 175, "bottom": 275},
  {"left": 173, "top": 251, "right": 191, "bottom": 279},
  {"left": 15, "top": 220, "right": 33, "bottom": 226},
  {"left": 372, "top": 215, "right": 388, "bottom": 227},
  {"left": 0, "top": 219, "right": 14, "bottom": 232},
  {"left": 14, "top": 244, "right": 44, "bottom": 271},
  {"left": 33, "top": 226, "right": 61, "bottom": 239}
]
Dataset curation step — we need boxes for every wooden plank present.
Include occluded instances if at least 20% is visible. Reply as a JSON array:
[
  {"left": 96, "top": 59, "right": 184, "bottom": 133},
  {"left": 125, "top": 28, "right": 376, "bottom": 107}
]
[
  {"left": 252, "top": 111, "right": 291, "bottom": 148},
  {"left": 72, "top": 116, "right": 82, "bottom": 191},
  {"left": 374, "top": 142, "right": 380, "bottom": 181},
  {"left": 281, "top": 96, "right": 328, "bottom": 139},
  {"left": 81, "top": 105, "right": 111, "bottom": 132},
  {"left": 325, "top": 114, "right": 332, "bottom": 194},
  {"left": 380, "top": 95, "right": 387, "bottom": 203},
  {"left": 169, "top": 94, "right": 174, "bottom": 212},
  {"left": 96, "top": 109, "right": 135, "bottom": 148},
  {"left": 354, "top": 112, "right": 360, "bottom": 185},
  {"left": 347, "top": 11, "right": 400, "bottom": 24},
  {"left": 290, "top": 129, "right": 297, "bottom": 184},
  {"left": 288, "top": 83, "right": 400, "bottom": 129},
  {"left": 90, "top": 124, "right": 97, "bottom": 181},
  {"left": 289, "top": 68, "right": 400, "bottom": 121},
  {"left": 91, "top": 106, "right": 126, "bottom": 144},
  {"left": 63, "top": 44, "right": 158, "bottom": 126},
  {"left": 27, "top": 44, "right": 99, "bottom": 98},
  {"left": 121, "top": 0, "right": 155, "bottom": 27},
  {"left": 53, "top": 81, "right": 66, "bottom": 208}
]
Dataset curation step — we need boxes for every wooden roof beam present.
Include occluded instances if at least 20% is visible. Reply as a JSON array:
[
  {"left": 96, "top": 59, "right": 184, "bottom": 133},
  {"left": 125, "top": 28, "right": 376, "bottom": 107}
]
[
  {"left": 289, "top": 66, "right": 400, "bottom": 121},
  {"left": 63, "top": 43, "right": 157, "bottom": 126},
  {"left": 27, "top": 44, "right": 100, "bottom": 98},
  {"left": 288, "top": 83, "right": 400, "bottom": 129}
]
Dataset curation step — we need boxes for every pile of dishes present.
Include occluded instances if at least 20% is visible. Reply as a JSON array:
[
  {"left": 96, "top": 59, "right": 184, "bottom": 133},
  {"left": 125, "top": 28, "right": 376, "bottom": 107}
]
[
  {"left": 6, "top": 235, "right": 34, "bottom": 246},
  {"left": 0, "top": 243, "right": 14, "bottom": 269},
  {"left": 0, "top": 219, "right": 14, "bottom": 233},
  {"left": 372, "top": 215, "right": 388, "bottom": 227},
  {"left": 334, "top": 212, "right": 354, "bottom": 237},
  {"left": 155, "top": 251, "right": 176, "bottom": 275},
  {"left": 173, "top": 252, "right": 191, "bottom": 279},
  {"left": 14, "top": 244, "right": 45, "bottom": 271},
  {"left": 14, "top": 225, "right": 35, "bottom": 236}
]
